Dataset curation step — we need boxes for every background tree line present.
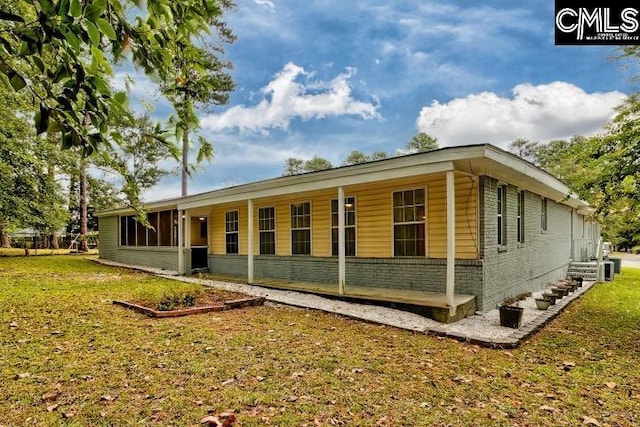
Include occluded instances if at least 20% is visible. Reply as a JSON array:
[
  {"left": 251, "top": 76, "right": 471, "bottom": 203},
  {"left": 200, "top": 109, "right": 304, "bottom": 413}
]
[
  {"left": 282, "top": 132, "right": 439, "bottom": 175},
  {"left": 1, "top": 0, "right": 236, "bottom": 250}
]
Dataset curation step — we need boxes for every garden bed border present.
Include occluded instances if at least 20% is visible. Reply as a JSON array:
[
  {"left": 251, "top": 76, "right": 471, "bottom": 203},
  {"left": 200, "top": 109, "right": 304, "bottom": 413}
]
[{"left": 112, "top": 297, "right": 265, "bottom": 318}]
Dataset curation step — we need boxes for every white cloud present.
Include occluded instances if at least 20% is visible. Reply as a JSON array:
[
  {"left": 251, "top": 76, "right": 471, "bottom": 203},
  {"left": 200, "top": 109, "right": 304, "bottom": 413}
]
[
  {"left": 416, "top": 82, "right": 626, "bottom": 147},
  {"left": 254, "top": 0, "right": 275, "bottom": 13},
  {"left": 201, "top": 62, "right": 380, "bottom": 132}
]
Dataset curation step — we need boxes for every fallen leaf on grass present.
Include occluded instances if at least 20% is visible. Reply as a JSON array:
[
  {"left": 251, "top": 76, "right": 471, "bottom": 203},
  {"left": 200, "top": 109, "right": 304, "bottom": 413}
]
[
  {"left": 351, "top": 368, "right": 363, "bottom": 373},
  {"left": 539, "top": 405, "right": 559, "bottom": 413},
  {"left": 100, "top": 395, "right": 116, "bottom": 403},
  {"left": 201, "top": 412, "right": 236, "bottom": 426},
  {"left": 604, "top": 382, "right": 617, "bottom": 389},
  {"left": 14, "top": 372, "right": 30, "bottom": 380},
  {"left": 41, "top": 390, "right": 60, "bottom": 403},
  {"left": 290, "top": 371, "right": 304, "bottom": 379},
  {"left": 46, "top": 404, "right": 59, "bottom": 412},
  {"left": 62, "top": 411, "right": 76, "bottom": 418},
  {"left": 453, "top": 376, "right": 472, "bottom": 384},
  {"left": 582, "top": 415, "right": 601, "bottom": 426},
  {"left": 221, "top": 378, "right": 235, "bottom": 386}
]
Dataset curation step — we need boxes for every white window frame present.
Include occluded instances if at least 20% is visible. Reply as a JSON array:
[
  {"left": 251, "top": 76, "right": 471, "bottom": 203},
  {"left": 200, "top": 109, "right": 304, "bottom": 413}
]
[
  {"left": 330, "top": 196, "right": 357, "bottom": 257},
  {"left": 392, "top": 187, "right": 427, "bottom": 257},
  {"left": 290, "top": 201, "right": 312, "bottom": 255},
  {"left": 225, "top": 210, "right": 239, "bottom": 254},
  {"left": 517, "top": 190, "right": 525, "bottom": 244},
  {"left": 258, "top": 206, "right": 276, "bottom": 255},
  {"left": 541, "top": 197, "right": 548, "bottom": 232}
]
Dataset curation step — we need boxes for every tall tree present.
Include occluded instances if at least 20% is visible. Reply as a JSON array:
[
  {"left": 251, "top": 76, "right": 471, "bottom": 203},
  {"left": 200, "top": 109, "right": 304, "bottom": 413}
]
[
  {"left": 282, "top": 156, "right": 333, "bottom": 175},
  {"left": 407, "top": 133, "right": 438, "bottom": 153},
  {"left": 370, "top": 151, "right": 389, "bottom": 161},
  {"left": 342, "top": 150, "right": 370, "bottom": 166},
  {"left": 159, "top": 11, "right": 235, "bottom": 196},
  {"left": 283, "top": 158, "right": 305, "bottom": 176},
  {"left": 508, "top": 138, "right": 539, "bottom": 163},
  {"left": 111, "top": 114, "right": 176, "bottom": 192},
  {"left": 2, "top": 0, "right": 236, "bottom": 204},
  {"left": 304, "top": 156, "right": 333, "bottom": 172},
  {"left": 0, "top": 77, "right": 39, "bottom": 247}
]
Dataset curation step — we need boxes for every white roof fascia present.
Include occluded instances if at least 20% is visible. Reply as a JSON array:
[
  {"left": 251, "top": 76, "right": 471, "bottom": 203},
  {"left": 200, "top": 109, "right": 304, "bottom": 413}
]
[
  {"left": 95, "top": 202, "right": 178, "bottom": 217},
  {"left": 483, "top": 146, "right": 589, "bottom": 209},
  {"left": 178, "top": 160, "right": 456, "bottom": 210}
]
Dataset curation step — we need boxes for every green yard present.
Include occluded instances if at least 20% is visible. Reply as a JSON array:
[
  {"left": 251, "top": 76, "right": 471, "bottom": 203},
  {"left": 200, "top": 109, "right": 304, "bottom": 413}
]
[{"left": 1, "top": 256, "right": 639, "bottom": 426}]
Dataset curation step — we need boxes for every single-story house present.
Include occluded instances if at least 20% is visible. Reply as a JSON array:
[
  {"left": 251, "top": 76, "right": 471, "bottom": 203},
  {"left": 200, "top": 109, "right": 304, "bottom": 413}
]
[{"left": 97, "top": 144, "right": 600, "bottom": 322}]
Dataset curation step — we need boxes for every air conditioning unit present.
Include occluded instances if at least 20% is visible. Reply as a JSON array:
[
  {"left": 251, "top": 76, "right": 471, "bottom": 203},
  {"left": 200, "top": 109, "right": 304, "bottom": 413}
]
[{"left": 603, "top": 261, "right": 614, "bottom": 281}]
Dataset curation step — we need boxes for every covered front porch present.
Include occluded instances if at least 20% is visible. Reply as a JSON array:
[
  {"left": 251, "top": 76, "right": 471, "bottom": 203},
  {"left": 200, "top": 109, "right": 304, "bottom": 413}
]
[{"left": 176, "top": 163, "right": 477, "bottom": 322}]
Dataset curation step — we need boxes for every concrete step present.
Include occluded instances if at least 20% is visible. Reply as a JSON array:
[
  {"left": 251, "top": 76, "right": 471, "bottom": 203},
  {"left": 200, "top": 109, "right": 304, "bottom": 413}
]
[{"left": 570, "top": 261, "right": 598, "bottom": 267}]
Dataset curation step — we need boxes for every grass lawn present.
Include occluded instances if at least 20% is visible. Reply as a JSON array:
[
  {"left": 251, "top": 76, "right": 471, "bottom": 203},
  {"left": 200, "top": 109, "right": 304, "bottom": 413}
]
[
  {"left": 1, "top": 256, "right": 639, "bottom": 426},
  {"left": 0, "top": 248, "right": 99, "bottom": 257}
]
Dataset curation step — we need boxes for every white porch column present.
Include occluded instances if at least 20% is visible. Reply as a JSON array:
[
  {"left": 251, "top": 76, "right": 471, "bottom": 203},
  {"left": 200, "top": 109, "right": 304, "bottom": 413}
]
[
  {"left": 338, "top": 186, "right": 345, "bottom": 294},
  {"left": 446, "top": 170, "right": 456, "bottom": 314},
  {"left": 185, "top": 209, "right": 191, "bottom": 250},
  {"left": 248, "top": 199, "right": 254, "bottom": 284},
  {"left": 177, "top": 209, "right": 184, "bottom": 275}
]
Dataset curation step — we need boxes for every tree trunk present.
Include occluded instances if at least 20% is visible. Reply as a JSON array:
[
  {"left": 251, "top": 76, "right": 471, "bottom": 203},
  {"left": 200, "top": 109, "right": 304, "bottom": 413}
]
[
  {"left": 181, "top": 127, "right": 189, "bottom": 197},
  {"left": 0, "top": 222, "right": 10, "bottom": 248},
  {"left": 51, "top": 234, "right": 59, "bottom": 249},
  {"left": 79, "top": 161, "right": 89, "bottom": 252}
]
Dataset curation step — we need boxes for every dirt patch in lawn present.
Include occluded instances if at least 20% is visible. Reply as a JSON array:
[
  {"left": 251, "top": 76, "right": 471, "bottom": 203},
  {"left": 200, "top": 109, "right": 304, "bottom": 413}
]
[{"left": 115, "top": 288, "right": 265, "bottom": 318}]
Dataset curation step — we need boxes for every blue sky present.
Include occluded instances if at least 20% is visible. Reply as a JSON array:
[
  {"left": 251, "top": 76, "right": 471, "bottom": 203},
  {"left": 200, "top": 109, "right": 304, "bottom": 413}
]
[{"left": 115, "top": 0, "right": 638, "bottom": 201}]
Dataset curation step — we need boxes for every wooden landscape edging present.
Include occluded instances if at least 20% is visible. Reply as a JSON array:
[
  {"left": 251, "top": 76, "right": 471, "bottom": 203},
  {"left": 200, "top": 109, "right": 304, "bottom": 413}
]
[{"left": 112, "top": 297, "right": 266, "bottom": 318}]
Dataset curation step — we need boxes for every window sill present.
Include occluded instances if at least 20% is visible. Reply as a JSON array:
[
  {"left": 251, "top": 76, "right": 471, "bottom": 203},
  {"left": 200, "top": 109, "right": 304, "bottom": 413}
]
[
  {"left": 540, "top": 230, "right": 548, "bottom": 234},
  {"left": 497, "top": 246, "right": 508, "bottom": 253},
  {"left": 517, "top": 243, "right": 525, "bottom": 249}
]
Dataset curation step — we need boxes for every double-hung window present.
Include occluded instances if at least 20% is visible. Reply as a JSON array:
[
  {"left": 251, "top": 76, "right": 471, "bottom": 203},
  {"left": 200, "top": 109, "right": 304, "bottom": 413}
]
[
  {"left": 291, "top": 202, "right": 311, "bottom": 255},
  {"left": 258, "top": 207, "right": 276, "bottom": 255},
  {"left": 517, "top": 190, "right": 525, "bottom": 243},
  {"left": 331, "top": 197, "right": 356, "bottom": 256},
  {"left": 225, "top": 210, "right": 239, "bottom": 254},
  {"left": 393, "top": 189, "right": 426, "bottom": 256},
  {"left": 497, "top": 185, "right": 507, "bottom": 246}
]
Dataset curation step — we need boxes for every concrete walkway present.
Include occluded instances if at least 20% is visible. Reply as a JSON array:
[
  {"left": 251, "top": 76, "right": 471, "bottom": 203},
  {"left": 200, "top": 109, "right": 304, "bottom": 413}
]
[{"left": 96, "top": 258, "right": 596, "bottom": 348}]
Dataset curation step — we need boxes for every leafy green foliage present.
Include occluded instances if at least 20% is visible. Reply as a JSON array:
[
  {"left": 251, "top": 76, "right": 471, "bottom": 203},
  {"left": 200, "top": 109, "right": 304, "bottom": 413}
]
[
  {"left": 157, "top": 8, "right": 236, "bottom": 196},
  {"left": 342, "top": 150, "right": 370, "bottom": 166},
  {"left": 0, "top": 80, "right": 68, "bottom": 246},
  {"left": 0, "top": 0, "right": 234, "bottom": 159},
  {"left": 407, "top": 132, "right": 438, "bottom": 153},
  {"left": 282, "top": 156, "right": 333, "bottom": 175}
]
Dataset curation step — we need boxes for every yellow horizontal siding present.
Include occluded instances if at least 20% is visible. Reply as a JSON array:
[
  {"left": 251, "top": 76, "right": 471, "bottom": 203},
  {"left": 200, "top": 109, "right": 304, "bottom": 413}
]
[
  {"left": 210, "top": 203, "right": 247, "bottom": 255},
  {"left": 189, "top": 218, "right": 207, "bottom": 246},
  {"left": 207, "top": 173, "right": 478, "bottom": 259}
]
